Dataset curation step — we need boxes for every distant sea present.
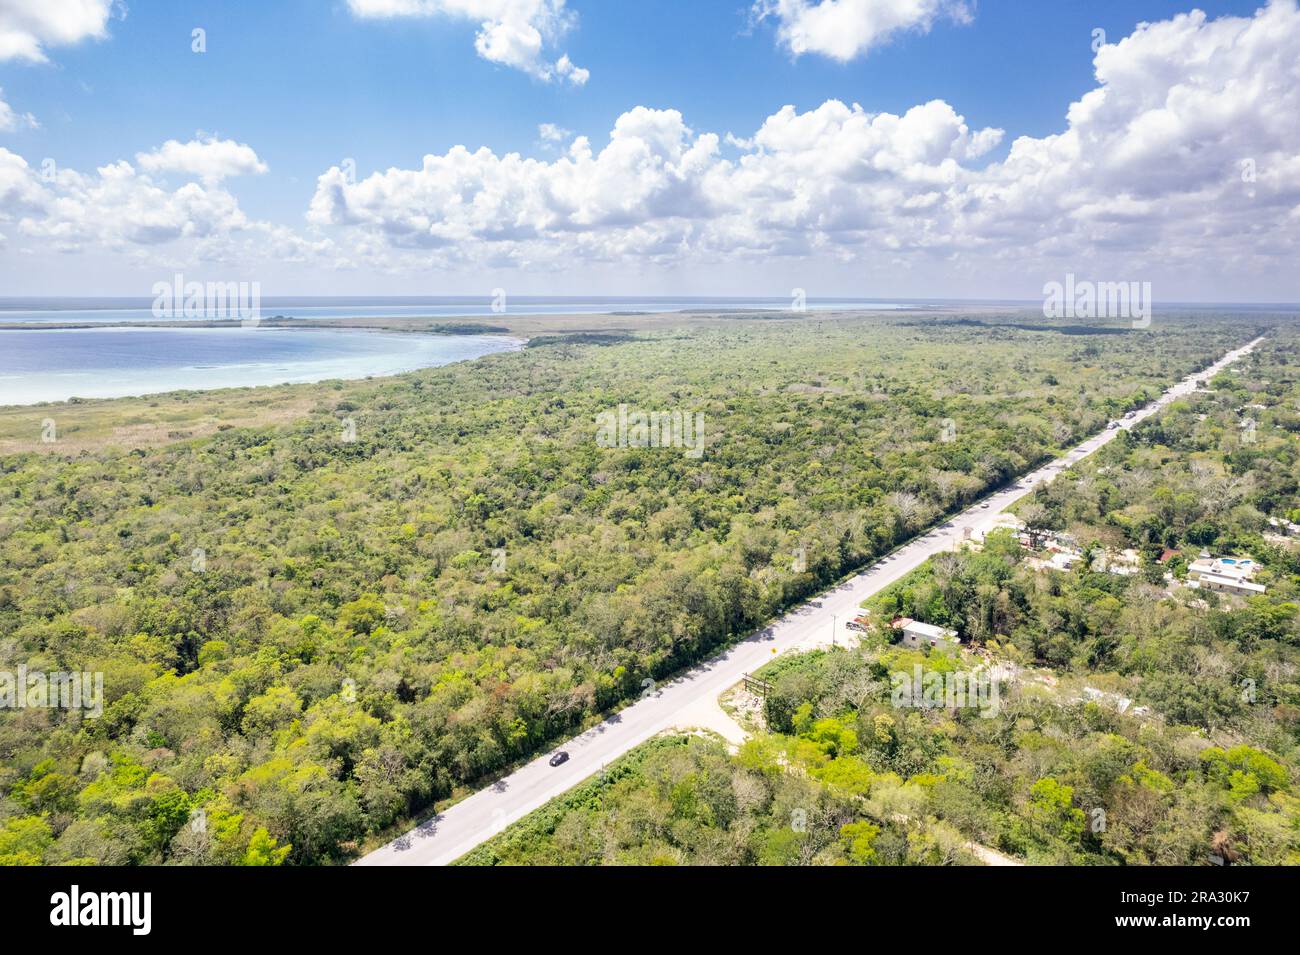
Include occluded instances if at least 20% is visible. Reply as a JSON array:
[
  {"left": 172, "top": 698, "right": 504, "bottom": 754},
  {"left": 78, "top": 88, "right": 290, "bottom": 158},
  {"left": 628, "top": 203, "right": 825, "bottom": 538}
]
[
  {"left": 0, "top": 295, "right": 909, "bottom": 324},
  {"left": 0, "top": 326, "right": 520, "bottom": 406}
]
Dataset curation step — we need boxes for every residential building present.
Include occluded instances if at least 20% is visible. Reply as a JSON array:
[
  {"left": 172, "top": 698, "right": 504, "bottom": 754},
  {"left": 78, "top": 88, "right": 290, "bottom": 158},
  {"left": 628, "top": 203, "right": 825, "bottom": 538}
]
[
  {"left": 1191, "top": 573, "right": 1266, "bottom": 597},
  {"left": 1188, "top": 556, "right": 1257, "bottom": 582},
  {"left": 893, "top": 617, "right": 960, "bottom": 650}
]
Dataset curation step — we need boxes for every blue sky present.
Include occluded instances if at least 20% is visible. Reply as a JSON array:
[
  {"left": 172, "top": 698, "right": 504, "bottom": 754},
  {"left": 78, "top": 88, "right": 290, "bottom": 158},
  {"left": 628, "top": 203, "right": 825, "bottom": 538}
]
[{"left": 0, "top": 0, "right": 1296, "bottom": 300}]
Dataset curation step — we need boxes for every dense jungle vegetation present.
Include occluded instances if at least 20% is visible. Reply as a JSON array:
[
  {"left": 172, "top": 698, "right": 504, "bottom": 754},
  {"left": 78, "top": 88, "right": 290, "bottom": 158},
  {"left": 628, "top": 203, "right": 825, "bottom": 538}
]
[
  {"left": 0, "top": 312, "right": 1271, "bottom": 864},
  {"left": 462, "top": 328, "right": 1300, "bottom": 866}
]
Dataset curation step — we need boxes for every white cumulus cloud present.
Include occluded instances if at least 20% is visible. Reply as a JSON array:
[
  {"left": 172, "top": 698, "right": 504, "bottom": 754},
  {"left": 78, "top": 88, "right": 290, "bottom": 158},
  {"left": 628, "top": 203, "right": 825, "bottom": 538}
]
[
  {"left": 0, "top": 0, "right": 118, "bottom": 63},
  {"left": 135, "top": 137, "right": 269, "bottom": 182},
  {"left": 306, "top": 96, "right": 1003, "bottom": 264},
  {"left": 0, "top": 132, "right": 337, "bottom": 285},
  {"left": 3, "top": 152, "right": 249, "bottom": 250},
  {"left": 537, "top": 122, "right": 571, "bottom": 144},
  {"left": 348, "top": 0, "right": 588, "bottom": 84},
  {"left": 751, "top": 0, "right": 972, "bottom": 61}
]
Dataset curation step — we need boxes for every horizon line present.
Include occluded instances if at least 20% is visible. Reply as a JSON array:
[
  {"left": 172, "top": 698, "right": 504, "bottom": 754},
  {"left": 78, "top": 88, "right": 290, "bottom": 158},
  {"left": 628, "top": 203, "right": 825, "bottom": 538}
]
[{"left": 2, "top": 295, "right": 1299, "bottom": 310}]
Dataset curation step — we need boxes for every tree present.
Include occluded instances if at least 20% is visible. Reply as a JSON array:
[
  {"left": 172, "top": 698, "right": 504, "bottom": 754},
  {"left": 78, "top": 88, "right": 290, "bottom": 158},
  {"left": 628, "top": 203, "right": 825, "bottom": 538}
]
[
  {"left": 1020, "top": 502, "right": 1052, "bottom": 549},
  {"left": 841, "top": 820, "right": 881, "bottom": 864},
  {"left": 242, "top": 828, "right": 291, "bottom": 866},
  {"left": 0, "top": 817, "right": 52, "bottom": 866},
  {"left": 1022, "top": 777, "right": 1086, "bottom": 857}
]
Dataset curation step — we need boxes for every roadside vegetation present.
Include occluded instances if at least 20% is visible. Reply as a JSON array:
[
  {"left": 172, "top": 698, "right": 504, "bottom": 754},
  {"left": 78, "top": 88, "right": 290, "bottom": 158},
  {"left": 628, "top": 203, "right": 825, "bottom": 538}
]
[
  {"left": 461, "top": 327, "right": 1300, "bottom": 866},
  {"left": 457, "top": 732, "right": 979, "bottom": 866}
]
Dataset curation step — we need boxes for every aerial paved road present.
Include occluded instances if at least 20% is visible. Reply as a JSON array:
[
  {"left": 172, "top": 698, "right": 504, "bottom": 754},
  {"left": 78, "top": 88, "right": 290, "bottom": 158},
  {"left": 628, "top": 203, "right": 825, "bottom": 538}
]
[{"left": 358, "top": 336, "right": 1263, "bottom": 867}]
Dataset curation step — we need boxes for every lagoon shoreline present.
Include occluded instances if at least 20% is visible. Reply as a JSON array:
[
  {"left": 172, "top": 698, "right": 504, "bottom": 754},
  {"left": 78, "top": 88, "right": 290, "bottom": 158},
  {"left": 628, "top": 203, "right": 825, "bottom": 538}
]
[{"left": 0, "top": 325, "right": 525, "bottom": 408}]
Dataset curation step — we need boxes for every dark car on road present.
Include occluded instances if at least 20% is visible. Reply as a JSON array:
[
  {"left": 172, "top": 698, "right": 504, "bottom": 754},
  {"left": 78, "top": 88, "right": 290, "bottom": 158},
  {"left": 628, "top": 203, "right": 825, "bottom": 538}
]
[{"left": 549, "top": 751, "right": 569, "bottom": 767}]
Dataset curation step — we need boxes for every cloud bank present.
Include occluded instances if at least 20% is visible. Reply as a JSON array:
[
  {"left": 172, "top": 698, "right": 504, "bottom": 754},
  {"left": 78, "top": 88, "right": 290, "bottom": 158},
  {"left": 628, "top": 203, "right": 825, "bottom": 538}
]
[
  {"left": 2, "top": 1, "right": 1299, "bottom": 297},
  {"left": 304, "top": 1, "right": 1300, "bottom": 283}
]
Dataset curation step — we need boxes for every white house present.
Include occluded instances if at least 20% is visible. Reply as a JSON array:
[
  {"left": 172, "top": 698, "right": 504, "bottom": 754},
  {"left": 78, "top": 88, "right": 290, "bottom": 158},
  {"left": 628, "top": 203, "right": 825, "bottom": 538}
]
[
  {"left": 894, "top": 617, "right": 960, "bottom": 650},
  {"left": 1191, "top": 572, "right": 1266, "bottom": 598},
  {"left": 1188, "top": 556, "right": 1257, "bottom": 583}
]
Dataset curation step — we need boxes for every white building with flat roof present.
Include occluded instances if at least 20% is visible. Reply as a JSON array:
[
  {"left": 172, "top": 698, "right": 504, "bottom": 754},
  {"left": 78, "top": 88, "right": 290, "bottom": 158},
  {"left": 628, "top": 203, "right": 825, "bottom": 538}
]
[
  {"left": 894, "top": 617, "right": 960, "bottom": 650},
  {"left": 1189, "top": 556, "right": 1258, "bottom": 585},
  {"left": 1190, "top": 573, "right": 1266, "bottom": 598}
]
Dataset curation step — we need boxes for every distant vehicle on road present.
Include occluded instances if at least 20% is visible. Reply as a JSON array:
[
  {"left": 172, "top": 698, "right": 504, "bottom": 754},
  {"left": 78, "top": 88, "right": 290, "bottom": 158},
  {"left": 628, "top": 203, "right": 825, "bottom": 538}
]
[
  {"left": 549, "top": 751, "right": 569, "bottom": 767},
  {"left": 980, "top": 502, "right": 990, "bottom": 508}
]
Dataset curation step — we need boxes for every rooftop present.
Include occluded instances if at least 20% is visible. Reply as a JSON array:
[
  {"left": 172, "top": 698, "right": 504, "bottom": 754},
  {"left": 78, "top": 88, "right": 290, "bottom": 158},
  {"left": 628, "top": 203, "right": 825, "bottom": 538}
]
[
  {"left": 1194, "top": 573, "right": 1266, "bottom": 593},
  {"left": 897, "top": 619, "right": 958, "bottom": 639}
]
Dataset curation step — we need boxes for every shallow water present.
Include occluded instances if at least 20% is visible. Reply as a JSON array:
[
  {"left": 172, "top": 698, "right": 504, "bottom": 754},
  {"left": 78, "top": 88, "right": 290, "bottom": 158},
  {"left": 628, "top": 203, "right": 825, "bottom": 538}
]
[{"left": 0, "top": 326, "right": 521, "bottom": 405}]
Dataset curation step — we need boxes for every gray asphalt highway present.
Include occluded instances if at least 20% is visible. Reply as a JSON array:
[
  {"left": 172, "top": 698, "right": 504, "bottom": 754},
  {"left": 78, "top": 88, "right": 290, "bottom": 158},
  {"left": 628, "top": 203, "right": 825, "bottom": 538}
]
[{"left": 357, "top": 336, "right": 1261, "bottom": 867}]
